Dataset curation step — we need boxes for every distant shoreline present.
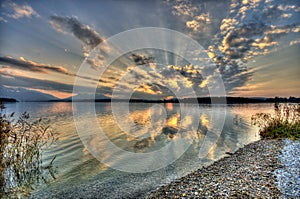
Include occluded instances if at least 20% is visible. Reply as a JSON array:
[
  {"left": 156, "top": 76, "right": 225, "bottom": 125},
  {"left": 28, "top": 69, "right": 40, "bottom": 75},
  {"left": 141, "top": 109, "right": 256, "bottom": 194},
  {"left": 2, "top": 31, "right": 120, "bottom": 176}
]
[
  {"left": 0, "top": 98, "right": 18, "bottom": 102},
  {"left": 2, "top": 96, "right": 300, "bottom": 104}
]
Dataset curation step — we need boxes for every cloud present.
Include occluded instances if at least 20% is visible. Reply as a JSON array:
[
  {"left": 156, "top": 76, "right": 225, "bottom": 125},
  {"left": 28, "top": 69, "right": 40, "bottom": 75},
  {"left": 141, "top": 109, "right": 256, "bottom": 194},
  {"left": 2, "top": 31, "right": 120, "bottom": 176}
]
[
  {"left": 15, "top": 1, "right": 293, "bottom": 99},
  {"left": 166, "top": 0, "right": 198, "bottom": 17},
  {"left": 0, "top": 56, "right": 71, "bottom": 75},
  {"left": 112, "top": 50, "right": 210, "bottom": 97},
  {"left": 130, "top": 54, "right": 154, "bottom": 65},
  {"left": 108, "top": 59, "right": 210, "bottom": 99},
  {"left": 217, "top": 1, "right": 300, "bottom": 61},
  {"left": 290, "top": 39, "right": 300, "bottom": 46},
  {"left": 0, "top": 17, "right": 7, "bottom": 23},
  {"left": 292, "top": 26, "right": 300, "bottom": 33},
  {"left": 0, "top": 74, "right": 75, "bottom": 94},
  {"left": 211, "top": 0, "right": 299, "bottom": 91},
  {"left": 0, "top": 56, "right": 101, "bottom": 82},
  {"left": 84, "top": 0, "right": 299, "bottom": 98},
  {"left": 220, "top": 18, "right": 238, "bottom": 35},
  {"left": 217, "top": 22, "right": 298, "bottom": 61},
  {"left": 25, "top": 88, "right": 76, "bottom": 99},
  {"left": 186, "top": 13, "right": 211, "bottom": 32},
  {"left": 4, "top": 2, "right": 39, "bottom": 19},
  {"left": 50, "top": 16, "right": 103, "bottom": 56},
  {"left": 135, "top": 83, "right": 163, "bottom": 95},
  {"left": 277, "top": 5, "right": 297, "bottom": 11},
  {"left": 165, "top": 0, "right": 300, "bottom": 95}
]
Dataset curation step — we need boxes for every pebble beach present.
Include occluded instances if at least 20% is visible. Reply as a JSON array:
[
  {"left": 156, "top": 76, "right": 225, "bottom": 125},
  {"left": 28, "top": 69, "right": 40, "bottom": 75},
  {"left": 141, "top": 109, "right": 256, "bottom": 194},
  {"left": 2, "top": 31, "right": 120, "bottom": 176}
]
[
  {"left": 31, "top": 139, "right": 300, "bottom": 198},
  {"left": 147, "top": 139, "right": 300, "bottom": 199}
]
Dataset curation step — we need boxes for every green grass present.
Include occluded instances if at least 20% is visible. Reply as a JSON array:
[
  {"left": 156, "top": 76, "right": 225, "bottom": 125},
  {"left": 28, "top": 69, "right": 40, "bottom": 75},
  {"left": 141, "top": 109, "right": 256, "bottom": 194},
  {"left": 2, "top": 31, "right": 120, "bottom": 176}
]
[{"left": 252, "top": 103, "right": 300, "bottom": 140}]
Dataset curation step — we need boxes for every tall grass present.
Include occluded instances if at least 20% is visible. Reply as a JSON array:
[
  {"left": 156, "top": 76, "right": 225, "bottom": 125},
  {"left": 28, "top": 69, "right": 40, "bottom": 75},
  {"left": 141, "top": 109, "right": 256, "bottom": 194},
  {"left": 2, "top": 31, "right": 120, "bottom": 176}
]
[
  {"left": 251, "top": 103, "right": 300, "bottom": 140},
  {"left": 0, "top": 102, "right": 55, "bottom": 197}
]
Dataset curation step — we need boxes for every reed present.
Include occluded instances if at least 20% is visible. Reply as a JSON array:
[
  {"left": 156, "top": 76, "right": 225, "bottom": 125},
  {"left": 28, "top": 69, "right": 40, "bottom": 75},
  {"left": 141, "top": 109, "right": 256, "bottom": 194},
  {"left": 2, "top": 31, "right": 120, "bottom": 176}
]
[
  {"left": 252, "top": 103, "right": 300, "bottom": 140},
  {"left": 0, "top": 102, "right": 55, "bottom": 197}
]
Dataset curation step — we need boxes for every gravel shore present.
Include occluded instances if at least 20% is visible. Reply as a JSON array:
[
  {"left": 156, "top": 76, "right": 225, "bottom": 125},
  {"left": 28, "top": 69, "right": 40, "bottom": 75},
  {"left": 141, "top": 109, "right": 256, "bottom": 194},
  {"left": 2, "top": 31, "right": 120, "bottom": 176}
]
[
  {"left": 275, "top": 139, "right": 300, "bottom": 198},
  {"left": 31, "top": 139, "right": 299, "bottom": 198},
  {"left": 147, "top": 139, "right": 286, "bottom": 198}
]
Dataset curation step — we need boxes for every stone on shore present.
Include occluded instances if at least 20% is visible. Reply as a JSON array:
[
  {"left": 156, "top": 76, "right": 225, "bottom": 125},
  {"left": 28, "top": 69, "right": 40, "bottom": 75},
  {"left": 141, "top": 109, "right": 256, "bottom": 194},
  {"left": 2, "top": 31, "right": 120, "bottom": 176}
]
[{"left": 147, "top": 139, "right": 284, "bottom": 198}]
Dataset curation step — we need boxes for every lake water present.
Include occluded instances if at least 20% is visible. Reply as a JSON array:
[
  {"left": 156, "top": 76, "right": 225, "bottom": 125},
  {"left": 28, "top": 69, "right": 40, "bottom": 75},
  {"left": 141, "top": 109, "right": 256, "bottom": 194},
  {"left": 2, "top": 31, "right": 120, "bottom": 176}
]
[{"left": 4, "top": 102, "right": 274, "bottom": 198}]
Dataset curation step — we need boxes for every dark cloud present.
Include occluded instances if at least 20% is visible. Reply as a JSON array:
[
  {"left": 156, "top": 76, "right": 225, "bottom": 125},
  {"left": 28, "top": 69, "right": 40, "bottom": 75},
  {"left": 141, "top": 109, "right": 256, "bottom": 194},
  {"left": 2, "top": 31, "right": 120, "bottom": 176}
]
[
  {"left": 130, "top": 54, "right": 154, "bottom": 65},
  {"left": 0, "top": 56, "right": 100, "bottom": 82},
  {"left": 221, "top": 23, "right": 265, "bottom": 60},
  {"left": 50, "top": 16, "right": 103, "bottom": 54},
  {"left": 218, "top": 61, "right": 253, "bottom": 91},
  {"left": 0, "top": 56, "right": 71, "bottom": 74}
]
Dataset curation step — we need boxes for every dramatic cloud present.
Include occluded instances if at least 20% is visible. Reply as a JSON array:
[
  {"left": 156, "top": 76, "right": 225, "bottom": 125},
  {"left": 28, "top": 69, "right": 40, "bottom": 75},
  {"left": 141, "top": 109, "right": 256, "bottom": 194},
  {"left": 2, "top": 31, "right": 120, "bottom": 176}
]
[
  {"left": 96, "top": 49, "right": 216, "bottom": 99},
  {"left": 216, "top": 0, "right": 300, "bottom": 61},
  {"left": 50, "top": 16, "right": 103, "bottom": 56},
  {"left": 4, "top": 1, "right": 39, "bottom": 19},
  {"left": 46, "top": 1, "right": 299, "bottom": 98},
  {"left": 0, "top": 1, "right": 298, "bottom": 100},
  {"left": 167, "top": 0, "right": 300, "bottom": 94}
]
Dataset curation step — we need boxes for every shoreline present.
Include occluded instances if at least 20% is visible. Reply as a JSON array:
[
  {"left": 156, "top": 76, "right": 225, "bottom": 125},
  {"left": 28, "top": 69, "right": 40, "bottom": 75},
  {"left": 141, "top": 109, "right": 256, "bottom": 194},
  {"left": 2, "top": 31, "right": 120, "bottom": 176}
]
[
  {"left": 146, "top": 139, "right": 285, "bottom": 198},
  {"left": 30, "top": 138, "right": 300, "bottom": 198}
]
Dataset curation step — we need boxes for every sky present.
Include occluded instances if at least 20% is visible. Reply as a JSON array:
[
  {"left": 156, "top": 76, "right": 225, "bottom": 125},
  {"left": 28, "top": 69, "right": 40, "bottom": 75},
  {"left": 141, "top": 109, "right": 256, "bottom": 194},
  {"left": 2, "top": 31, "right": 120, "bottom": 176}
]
[{"left": 0, "top": 0, "right": 299, "bottom": 101}]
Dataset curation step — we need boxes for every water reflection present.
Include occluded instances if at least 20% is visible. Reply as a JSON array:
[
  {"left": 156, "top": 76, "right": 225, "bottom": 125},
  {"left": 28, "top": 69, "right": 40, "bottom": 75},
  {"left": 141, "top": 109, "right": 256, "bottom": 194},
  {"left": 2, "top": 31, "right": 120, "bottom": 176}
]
[
  {"left": 200, "top": 114, "right": 211, "bottom": 129},
  {"left": 4, "top": 102, "right": 272, "bottom": 197},
  {"left": 95, "top": 103, "right": 208, "bottom": 154}
]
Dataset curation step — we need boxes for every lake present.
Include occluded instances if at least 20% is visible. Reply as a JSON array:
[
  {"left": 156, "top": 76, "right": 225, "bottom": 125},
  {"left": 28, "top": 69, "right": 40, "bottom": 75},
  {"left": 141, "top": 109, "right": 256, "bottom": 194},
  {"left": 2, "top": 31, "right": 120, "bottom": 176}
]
[{"left": 4, "top": 102, "right": 274, "bottom": 198}]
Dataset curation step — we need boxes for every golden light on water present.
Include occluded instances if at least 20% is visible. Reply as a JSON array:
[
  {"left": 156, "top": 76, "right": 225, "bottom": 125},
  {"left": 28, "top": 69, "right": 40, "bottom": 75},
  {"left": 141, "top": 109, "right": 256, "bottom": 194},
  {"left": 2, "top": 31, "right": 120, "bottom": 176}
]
[
  {"left": 200, "top": 114, "right": 211, "bottom": 129},
  {"left": 166, "top": 115, "right": 179, "bottom": 128},
  {"left": 165, "top": 103, "right": 173, "bottom": 111}
]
